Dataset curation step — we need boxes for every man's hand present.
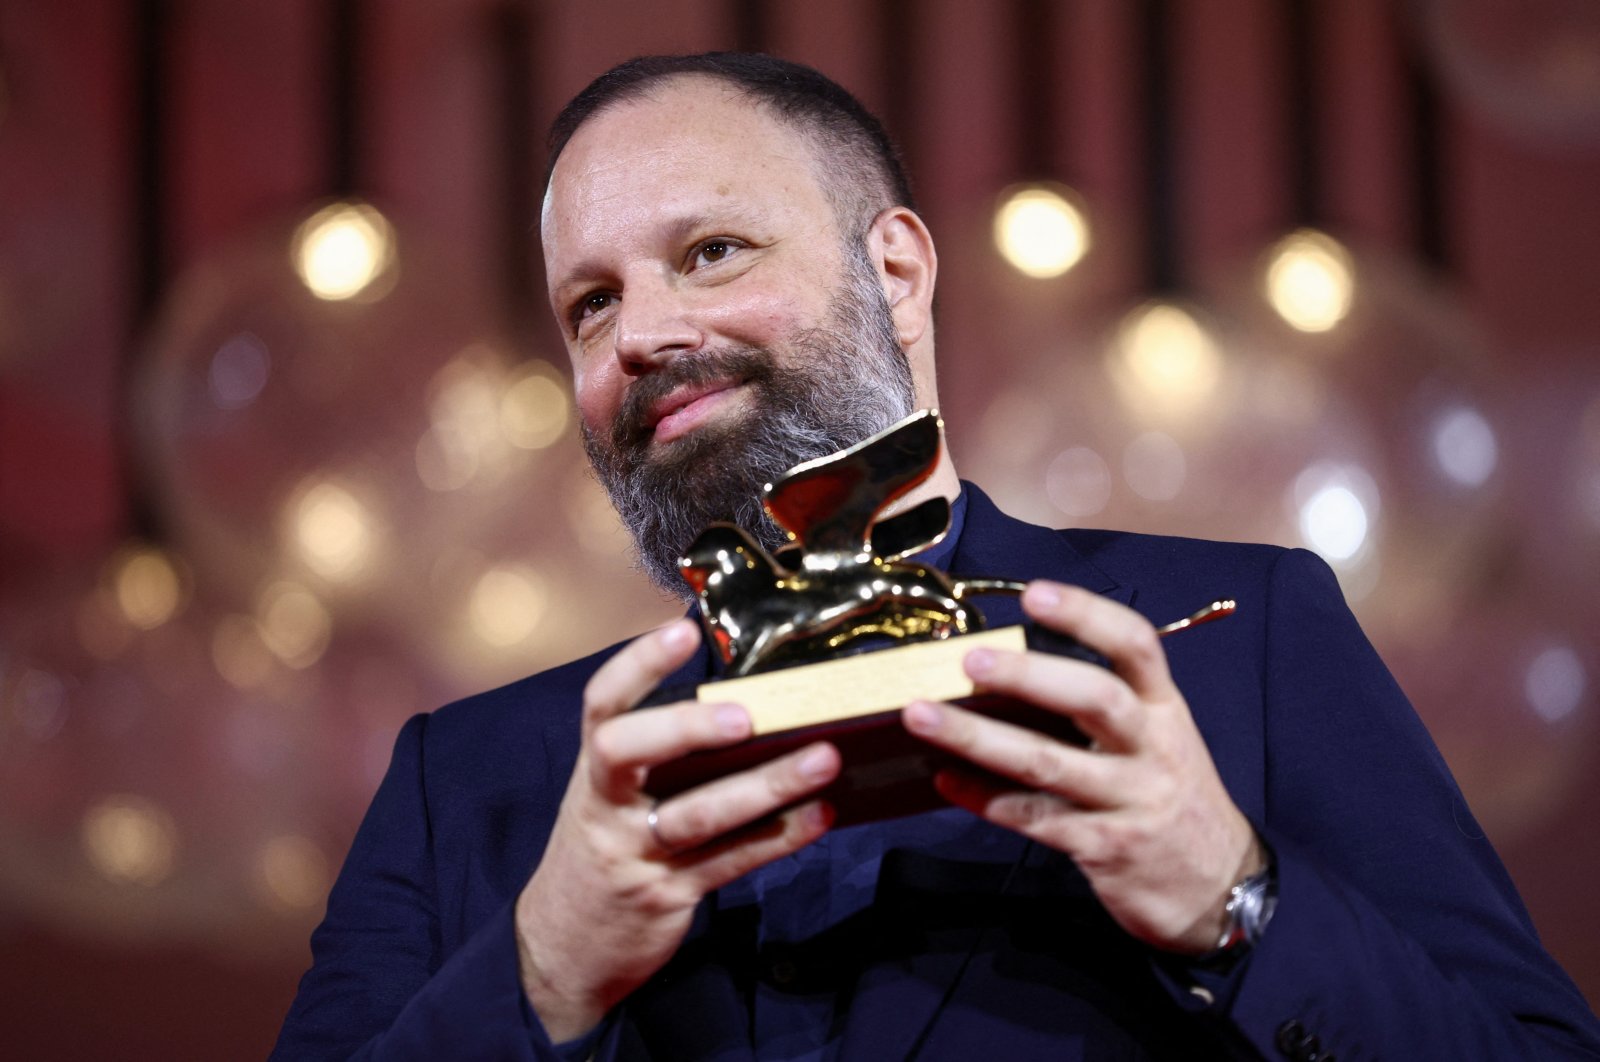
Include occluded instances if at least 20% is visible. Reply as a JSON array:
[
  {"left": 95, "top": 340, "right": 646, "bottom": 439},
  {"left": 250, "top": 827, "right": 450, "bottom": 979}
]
[
  {"left": 902, "top": 582, "right": 1261, "bottom": 955},
  {"left": 515, "top": 619, "right": 840, "bottom": 1042}
]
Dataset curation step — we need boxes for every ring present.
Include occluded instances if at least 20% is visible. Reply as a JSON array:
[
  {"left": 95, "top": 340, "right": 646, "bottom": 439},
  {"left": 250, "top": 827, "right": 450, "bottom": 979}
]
[{"left": 645, "top": 803, "right": 675, "bottom": 853}]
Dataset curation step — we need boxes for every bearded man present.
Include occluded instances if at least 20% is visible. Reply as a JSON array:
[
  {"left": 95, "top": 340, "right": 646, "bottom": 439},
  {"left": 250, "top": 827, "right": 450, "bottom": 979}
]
[{"left": 272, "top": 54, "right": 1600, "bottom": 1061}]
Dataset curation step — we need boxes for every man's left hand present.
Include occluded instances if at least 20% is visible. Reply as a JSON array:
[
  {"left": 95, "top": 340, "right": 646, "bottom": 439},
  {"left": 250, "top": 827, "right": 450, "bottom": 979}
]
[{"left": 901, "top": 580, "right": 1261, "bottom": 955}]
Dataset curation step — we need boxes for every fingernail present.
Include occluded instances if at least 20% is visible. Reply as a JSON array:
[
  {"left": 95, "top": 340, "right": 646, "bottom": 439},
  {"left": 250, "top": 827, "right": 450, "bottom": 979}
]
[
  {"left": 965, "top": 648, "right": 995, "bottom": 678},
  {"left": 799, "top": 745, "right": 835, "bottom": 781},
  {"left": 904, "top": 701, "right": 942, "bottom": 733},
  {"left": 660, "top": 621, "right": 696, "bottom": 649},
  {"left": 713, "top": 704, "right": 748, "bottom": 738},
  {"left": 1025, "top": 583, "right": 1061, "bottom": 611},
  {"left": 804, "top": 802, "right": 833, "bottom": 830}
]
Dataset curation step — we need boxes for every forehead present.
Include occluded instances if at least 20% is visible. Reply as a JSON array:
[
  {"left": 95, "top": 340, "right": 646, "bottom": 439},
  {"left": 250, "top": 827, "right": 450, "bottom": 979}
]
[{"left": 542, "top": 77, "right": 839, "bottom": 267}]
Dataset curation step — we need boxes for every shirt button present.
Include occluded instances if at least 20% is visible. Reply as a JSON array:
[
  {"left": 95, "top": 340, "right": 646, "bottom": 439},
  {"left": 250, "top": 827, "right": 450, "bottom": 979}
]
[
  {"left": 770, "top": 959, "right": 798, "bottom": 986},
  {"left": 1275, "top": 1019, "right": 1307, "bottom": 1055}
]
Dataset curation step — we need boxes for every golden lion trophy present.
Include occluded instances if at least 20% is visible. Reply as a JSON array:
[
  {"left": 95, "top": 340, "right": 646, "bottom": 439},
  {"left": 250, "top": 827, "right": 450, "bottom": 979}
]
[{"left": 640, "top": 409, "right": 1232, "bottom": 825}]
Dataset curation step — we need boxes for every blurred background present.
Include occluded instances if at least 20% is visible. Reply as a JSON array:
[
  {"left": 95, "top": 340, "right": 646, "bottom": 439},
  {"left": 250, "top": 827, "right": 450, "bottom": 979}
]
[{"left": 3, "top": 0, "right": 1599, "bottom": 1056}]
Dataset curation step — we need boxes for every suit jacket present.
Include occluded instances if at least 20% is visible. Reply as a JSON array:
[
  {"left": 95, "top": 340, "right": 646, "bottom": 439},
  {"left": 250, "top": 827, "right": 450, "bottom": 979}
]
[{"left": 272, "top": 485, "right": 1600, "bottom": 1060}]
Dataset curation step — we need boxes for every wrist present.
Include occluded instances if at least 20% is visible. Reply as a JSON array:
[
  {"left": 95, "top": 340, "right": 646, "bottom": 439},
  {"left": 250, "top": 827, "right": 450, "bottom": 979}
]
[
  {"left": 515, "top": 890, "right": 605, "bottom": 1043},
  {"left": 1199, "top": 835, "right": 1277, "bottom": 969}
]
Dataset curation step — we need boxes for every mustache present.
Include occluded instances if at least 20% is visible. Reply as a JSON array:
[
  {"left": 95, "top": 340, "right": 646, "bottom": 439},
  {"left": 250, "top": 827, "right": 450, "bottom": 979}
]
[{"left": 611, "top": 347, "right": 776, "bottom": 451}]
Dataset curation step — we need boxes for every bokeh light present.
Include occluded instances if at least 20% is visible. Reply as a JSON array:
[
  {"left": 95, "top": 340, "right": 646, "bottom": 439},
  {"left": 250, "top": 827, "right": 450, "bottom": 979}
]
[
  {"left": 468, "top": 565, "right": 547, "bottom": 647},
  {"left": 993, "top": 184, "right": 1091, "bottom": 279},
  {"left": 500, "top": 362, "right": 570, "bottom": 450},
  {"left": 208, "top": 332, "right": 272, "bottom": 410},
  {"left": 1430, "top": 404, "right": 1499, "bottom": 487},
  {"left": 291, "top": 201, "right": 396, "bottom": 301},
  {"left": 1044, "top": 446, "right": 1113, "bottom": 517},
  {"left": 1264, "top": 229, "right": 1356, "bottom": 333},
  {"left": 255, "top": 581, "right": 332, "bottom": 670},
  {"left": 1122, "top": 431, "right": 1187, "bottom": 502},
  {"left": 211, "top": 614, "right": 277, "bottom": 689},
  {"left": 1107, "top": 300, "right": 1224, "bottom": 422},
  {"left": 109, "top": 545, "right": 185, "bottom": 631},
  {"left": 288, "top": 478, "right": 375, "bottom": 580},
  {"left": 1525, "top": 643, "right": 1587, "bottom": 724},
  {"left": 257, "top": 834, "right": 331, "bottom": 912},
  {"left": 1293, "top": 462, "right": 1380, "bottom": 565},
  {"left": 81, "top": 795, "right": 178, "bottom": 886}
]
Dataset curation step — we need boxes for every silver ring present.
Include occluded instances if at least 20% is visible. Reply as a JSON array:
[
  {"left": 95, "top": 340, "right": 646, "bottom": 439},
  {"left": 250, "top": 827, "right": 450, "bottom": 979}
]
[{"left": 645, "top": 804, "right": 674, "bottom": 853}]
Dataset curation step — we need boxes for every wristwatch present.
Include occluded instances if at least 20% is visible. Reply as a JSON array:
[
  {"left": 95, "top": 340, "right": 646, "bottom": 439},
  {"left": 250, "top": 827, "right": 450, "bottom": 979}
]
[{"left": 1208, "top": 847, "right": 1278, "bottom": 963}]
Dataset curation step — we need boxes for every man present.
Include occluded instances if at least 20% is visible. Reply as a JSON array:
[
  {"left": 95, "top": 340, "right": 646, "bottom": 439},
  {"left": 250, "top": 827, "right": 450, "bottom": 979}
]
[{"left": 273, "top": 54, "right": 1600, "bottom": 1060}]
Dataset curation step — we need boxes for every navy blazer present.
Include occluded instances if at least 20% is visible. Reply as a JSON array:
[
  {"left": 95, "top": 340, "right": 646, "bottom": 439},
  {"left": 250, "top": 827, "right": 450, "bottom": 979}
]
[{"left": 273, "top": 486, "right": 1600, "bottom": 1060}]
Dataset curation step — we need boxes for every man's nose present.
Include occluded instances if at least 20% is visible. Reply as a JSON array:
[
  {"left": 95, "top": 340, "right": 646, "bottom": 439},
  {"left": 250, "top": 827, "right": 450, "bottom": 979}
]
[{"left": 612, "top": 282, "right": 701, "bottom": 376}]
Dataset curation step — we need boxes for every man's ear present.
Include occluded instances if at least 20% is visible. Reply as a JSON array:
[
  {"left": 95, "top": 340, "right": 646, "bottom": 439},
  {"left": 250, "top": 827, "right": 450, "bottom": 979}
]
[{"left": 866, "top": 207, "right": 938, "bottom": 348}]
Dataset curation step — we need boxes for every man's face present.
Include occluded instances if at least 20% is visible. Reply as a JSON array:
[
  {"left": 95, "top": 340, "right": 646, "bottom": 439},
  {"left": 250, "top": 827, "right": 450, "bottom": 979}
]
[{"left": 542, "top": 77, "right": 914, "bottom": 593}]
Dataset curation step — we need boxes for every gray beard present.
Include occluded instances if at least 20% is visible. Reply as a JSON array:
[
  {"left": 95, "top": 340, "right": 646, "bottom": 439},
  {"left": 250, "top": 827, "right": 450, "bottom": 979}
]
[{"left": 582, "top": 252, "right": 916, "bottom": 598}]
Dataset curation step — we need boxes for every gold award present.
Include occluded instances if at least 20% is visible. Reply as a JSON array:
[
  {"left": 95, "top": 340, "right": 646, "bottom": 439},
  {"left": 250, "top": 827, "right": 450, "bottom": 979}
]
[{"left": 641, "top": 409, "right": 1234, "bottom": 824}]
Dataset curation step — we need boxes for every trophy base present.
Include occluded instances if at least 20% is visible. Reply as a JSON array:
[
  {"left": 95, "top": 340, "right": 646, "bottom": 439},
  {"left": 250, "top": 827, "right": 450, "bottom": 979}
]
[{"left": 640, "top": 624, "right": 1097, "bottom": 827}]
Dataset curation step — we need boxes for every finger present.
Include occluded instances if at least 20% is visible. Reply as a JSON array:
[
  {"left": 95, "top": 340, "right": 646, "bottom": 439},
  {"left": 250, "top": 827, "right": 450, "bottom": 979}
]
[
  {"left": 934, "top": 768, "right": 1105, "bottom": 853},
  {"left": 582, "top": 619, "right": 702, "bottom": 736},
  {"left": 934, "top": 766, "right": 1067, "bottom": 829},
  {"left": 589, "top": 699, "right": 751, "bottom": 777},
  {"left": 675, "top": 799, "right": 834, "bottom": 892},
  {"left": 1022, "top": 583, "right": 1179, "bottom": 701},
  {"left": 963, "top": 644, "right": 1142, "bottom": 752},
  {"left": 903, "top": 700, "right": 1121, "bottom": 808},
  {"left": 645, "top": 741, "right": 841, "bottom": 852}
]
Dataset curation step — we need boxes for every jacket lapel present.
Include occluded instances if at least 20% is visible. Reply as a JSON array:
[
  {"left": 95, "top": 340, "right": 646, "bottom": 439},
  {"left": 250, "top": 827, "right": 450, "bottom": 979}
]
[{"left": 952, "top": 483, "right": 1132, "bottom": 615}]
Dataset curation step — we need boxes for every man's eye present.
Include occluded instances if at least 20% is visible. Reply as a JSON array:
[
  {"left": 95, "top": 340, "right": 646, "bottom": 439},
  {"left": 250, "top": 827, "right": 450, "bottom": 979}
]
[
  {"left": 577, "top": 292, "right": 616, "bottom": 320},
  {"left": 692, "top": 240, "right": 737, "bottom": 267}
]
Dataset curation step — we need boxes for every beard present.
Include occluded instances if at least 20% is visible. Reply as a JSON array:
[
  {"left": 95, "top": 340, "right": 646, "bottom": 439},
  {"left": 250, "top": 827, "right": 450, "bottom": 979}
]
[{"left": 582, "top": 247, "right": 917, "bottom": 597}]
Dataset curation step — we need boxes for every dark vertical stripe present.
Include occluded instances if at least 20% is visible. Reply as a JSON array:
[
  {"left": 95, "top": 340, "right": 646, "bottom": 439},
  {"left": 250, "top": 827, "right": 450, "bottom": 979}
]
[
  {"left": 132, "top": 0, "right": 168, "bottom": 323},
  {"left": 1285, "top": 0, "right": 1320, "bottom": 227},
  {"left": 1014, "top": 0, "right": 1059, "bottom": 179},
  {"left": 878, "top": 0, "right": 919, "bottom": 196},
  {"left": 1138, "top": 0, "right": 1179, "bottom": 293},
  {"left": 124, "top": 0, "right": 170, "bottom": 542},
  {"left": 493, "top": 0, "right": 539, "bottom": 346},
  {"left": 1403, "top": 27, "right": 1449, "bottom": 272},
  {"left": 731, "top": 0, "right": 769, "bottom": 54},
  {"left": 328, "top": 0, "right": 361, "bottom": 196}
]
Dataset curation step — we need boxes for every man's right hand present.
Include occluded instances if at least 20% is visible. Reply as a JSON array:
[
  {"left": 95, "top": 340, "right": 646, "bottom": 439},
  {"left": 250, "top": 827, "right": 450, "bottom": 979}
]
[{"left": 514, "top": 618, "right": 840, "bottom": 1043}]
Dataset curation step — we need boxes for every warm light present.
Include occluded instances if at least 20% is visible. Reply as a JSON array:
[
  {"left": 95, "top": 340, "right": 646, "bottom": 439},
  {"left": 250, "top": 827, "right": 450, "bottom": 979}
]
[
  {"left": 1044, "top": 446, "right": 1112, "bottom": 517},
  {"left": 258, "top": 835, "right": 331, "bottom": 910},
  {"left": 1108, "top": 301, "right": 1223, "bottom": 420},
  {"left": 211, "top": 614, "right": 277, "bottom": 689},
  {"left": 1525, "top": 644, "right": 1586, "bottom": 724},
  {"left": 993, "top": 184, "right": 1091, "bottom": 278},
  {"left": 1122, "top": 431, "right": 1186, "bottom": 502},
  {"left": 82, "top": 795, "right": 177, "bottom": 886},
  {"left": 111, "top": 546, "right": 183, "bottom": 630},
  {"left": 1264, "top": 229, "right": 1355, "bottom": 333},
  {"left": 417, "top": 354, "right": 512, "bottom": 491},
  {"left": 1431, "top": 405, "right": 1498, "bottom": 487},
  {"left": 292, "top": 201, "right": 396, "bottom": 301},
  {"left": 256, "top": 582, "right": 332, "bottom": 669},
  {"left": 291, "top": 479, "right": 374, "bottom": 579},
  {"left": 1294, "top": 463, "right": 1379, "bottom": 564},
  {"left": 469, "top": 565, "right": 547, "bottom": 646},
  {"left": 501, "top": 363, "right": 570, "bottom": 449}
]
